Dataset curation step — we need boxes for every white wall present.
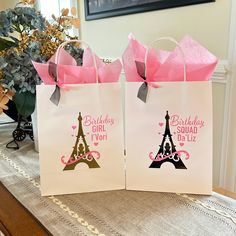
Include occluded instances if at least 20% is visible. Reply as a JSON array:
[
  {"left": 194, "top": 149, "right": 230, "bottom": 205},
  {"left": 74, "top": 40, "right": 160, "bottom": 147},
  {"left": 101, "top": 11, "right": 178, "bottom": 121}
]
[
  {"left": 79, "top": 0, "right": 231, "bottom": 187},
  {"left": 220, "top": 0, "right": 236, "bottom": 192},
  {"left": 79, "top": 0, "right": 230, "bottom": 59},
  {"left": 212, "top": 83, "right": 226, "bottom": 186}
]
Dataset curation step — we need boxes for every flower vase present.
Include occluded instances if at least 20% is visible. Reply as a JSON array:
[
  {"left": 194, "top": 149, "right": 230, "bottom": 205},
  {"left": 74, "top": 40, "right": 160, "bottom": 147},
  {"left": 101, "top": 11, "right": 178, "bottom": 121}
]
[{"left": 31, "top": 108, "right": 39, "bottom": 152}]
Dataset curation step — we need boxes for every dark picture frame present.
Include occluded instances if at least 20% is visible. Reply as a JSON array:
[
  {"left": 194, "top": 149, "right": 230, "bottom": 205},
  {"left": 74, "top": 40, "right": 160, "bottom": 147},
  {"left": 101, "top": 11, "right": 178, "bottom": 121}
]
[{"left": 85, "top": 0, "right": 215, "bottom": 21}]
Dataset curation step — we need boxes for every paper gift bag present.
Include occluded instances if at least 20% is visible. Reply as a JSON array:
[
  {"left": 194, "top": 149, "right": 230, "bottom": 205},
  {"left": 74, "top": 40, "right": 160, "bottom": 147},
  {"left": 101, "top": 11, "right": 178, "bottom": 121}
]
[
  {"left": 123, "top": 36, "right": 218, "bottom": 194},
  {"left": 34, "top": 40, "right": 125, "bottom": 196}
]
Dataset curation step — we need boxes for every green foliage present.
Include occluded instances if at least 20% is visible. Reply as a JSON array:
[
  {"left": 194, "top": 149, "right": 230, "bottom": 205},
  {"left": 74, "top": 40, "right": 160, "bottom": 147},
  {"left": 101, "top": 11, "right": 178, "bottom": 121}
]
[
  {"left": 0, "top": 7, "right": 45, "bottom": 37},
  {"left": 0, "top": 5, "right": 46, "bottom": 117},
  {"left": 0, "top": 38, "right": 16, "bottom": 51},
  {"left": 0, "top": 3, "right": 83, "bottom": 118},
  {"left": 13, "top": 91, "right": 35, "bottom": 118}
]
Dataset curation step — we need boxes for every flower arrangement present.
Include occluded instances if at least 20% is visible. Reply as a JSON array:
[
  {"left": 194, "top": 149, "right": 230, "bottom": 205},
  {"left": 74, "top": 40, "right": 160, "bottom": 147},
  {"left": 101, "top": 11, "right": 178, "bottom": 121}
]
[
  {"left": 0, "top": 84, "right": 14, "bottom": 115},
  {"left": 0, "top": 0, "right": 82, "bottom": 118}
]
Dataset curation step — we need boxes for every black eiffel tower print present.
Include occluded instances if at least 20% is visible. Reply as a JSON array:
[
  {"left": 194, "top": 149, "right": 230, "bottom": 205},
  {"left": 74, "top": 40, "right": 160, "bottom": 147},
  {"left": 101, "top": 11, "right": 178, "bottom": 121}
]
[
  {"left": 63, "top": 112, "right": 100, "bottom": 171},
  {"left": 149, "top": 111, "right": 187, "bottom": 169}
]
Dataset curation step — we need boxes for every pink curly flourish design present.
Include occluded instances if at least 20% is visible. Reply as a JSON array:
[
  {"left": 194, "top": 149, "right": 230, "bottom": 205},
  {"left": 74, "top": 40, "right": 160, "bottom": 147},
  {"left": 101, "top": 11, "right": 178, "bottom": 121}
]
[
  {"left": 61, "top": 151, "right": 100, "bottom": 166},
  {"left": 149, "top": 150, "right": 190, "bottom": 162}
]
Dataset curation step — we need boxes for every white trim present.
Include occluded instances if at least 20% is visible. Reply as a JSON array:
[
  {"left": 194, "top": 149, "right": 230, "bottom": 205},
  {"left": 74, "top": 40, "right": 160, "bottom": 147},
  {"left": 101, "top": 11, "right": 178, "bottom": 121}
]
[
  {"left": 211, "top": 60, "right": 228, "bottom": 84},
  {"left": 219, "top": 0, "right": 236, "bottom": 192}
]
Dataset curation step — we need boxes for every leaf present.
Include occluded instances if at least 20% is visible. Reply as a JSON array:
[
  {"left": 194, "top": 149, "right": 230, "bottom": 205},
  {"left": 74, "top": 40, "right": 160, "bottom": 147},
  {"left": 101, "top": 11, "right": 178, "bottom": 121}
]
[
  {"left": 28, "top": 0, "right": 36, "bottom": 4},
  {"left": 71, "top": 19, "right": 80, "bottom": 28},
  {"left": 9, "top": 36, "right": 19, "bottom": 44},
  {"left": 51, "top": 14, "right": 57, "bottom": 21},
  {"left": 71, "top": 7, "right": 77, "bottom": 16},
  {"left": 13, "top": 91, "right": 35, "bottom": 118},
  {"left": 61, "top": 8, "right": 69, "bottom": 16},
  {"left": 0, "top": 37, "right": 16, "bottom": 51},
  {"left": 0, "top": 57, "right": 7, "bottom": 69}
]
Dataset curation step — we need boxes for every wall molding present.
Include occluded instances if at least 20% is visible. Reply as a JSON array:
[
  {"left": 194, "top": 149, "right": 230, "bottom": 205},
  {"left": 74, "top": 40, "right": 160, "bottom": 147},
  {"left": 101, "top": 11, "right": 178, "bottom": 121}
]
[
  {"left": 212, "top": 60, "right": 228, "bottom": 83},
  {"left": 219, "top": 0, "right": 236, "bottom": 192}
]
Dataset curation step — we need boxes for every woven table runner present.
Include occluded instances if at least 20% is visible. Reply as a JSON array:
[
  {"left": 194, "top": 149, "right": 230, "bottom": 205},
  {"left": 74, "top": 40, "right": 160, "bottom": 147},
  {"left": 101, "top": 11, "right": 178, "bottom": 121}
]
[{"left": 0, "top": 123, "right": 236, "bottom": 236}]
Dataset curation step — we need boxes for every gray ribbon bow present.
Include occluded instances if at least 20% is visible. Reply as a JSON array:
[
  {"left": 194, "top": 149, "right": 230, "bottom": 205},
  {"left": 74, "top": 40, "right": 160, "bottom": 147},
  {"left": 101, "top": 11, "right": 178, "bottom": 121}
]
[
  {"left": 49, "top": 62, "right": 61, "bottom": 106},
  {"left": 135, "top": 61, "right": 148, "bottom": 103}
]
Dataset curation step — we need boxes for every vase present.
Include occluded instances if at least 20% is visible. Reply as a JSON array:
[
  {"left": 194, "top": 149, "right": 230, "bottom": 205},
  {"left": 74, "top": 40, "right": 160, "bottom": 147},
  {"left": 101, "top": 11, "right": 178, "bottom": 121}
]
[
  {"left": 31, "top": 108, "right": 39, "bottom": 152},
  {"left": 3, "top": 100, "right": 20, "bottom": 121}
]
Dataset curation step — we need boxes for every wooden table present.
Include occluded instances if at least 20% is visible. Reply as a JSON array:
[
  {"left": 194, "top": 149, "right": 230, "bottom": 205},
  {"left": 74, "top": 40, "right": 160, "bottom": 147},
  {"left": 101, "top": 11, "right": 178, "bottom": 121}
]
[
  {"left": 0, "top": 182, "right": 234, "bottom": 235},
  {"left": 0, "top": 182, "right": 51, "bottom": 236}
]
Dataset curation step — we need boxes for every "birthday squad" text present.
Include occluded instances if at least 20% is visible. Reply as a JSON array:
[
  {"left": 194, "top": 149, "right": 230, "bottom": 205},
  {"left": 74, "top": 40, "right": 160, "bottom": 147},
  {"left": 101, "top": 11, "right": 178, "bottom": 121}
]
[{"left": 170, "top": 114, "right": 204, "bottom": 142}]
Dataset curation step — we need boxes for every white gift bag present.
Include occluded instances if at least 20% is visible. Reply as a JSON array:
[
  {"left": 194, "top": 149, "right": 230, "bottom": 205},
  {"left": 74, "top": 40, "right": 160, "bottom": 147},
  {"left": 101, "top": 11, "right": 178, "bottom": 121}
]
[
  {"left": 125, "top": 38, "right": 213, "bottom": 195},
  {"left": 36, "top": 41, "right": 125, "bottom": 196}
]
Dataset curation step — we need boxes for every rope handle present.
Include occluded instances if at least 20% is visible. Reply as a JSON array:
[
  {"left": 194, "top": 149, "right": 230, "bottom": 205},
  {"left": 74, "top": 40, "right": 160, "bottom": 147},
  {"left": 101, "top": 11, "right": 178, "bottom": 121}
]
[
  {"left": 55, "top": 39, "right": 99, "bottom": 83},
  {"left": 145, "top": 36, "right": 187, "bottom": 81}
]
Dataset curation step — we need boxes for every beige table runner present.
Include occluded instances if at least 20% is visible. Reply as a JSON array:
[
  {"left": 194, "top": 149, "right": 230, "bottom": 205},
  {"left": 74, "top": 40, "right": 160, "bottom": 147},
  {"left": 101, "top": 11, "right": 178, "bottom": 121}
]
[{"left": 0, "top": 123, "right": 236, "bottom": 236}]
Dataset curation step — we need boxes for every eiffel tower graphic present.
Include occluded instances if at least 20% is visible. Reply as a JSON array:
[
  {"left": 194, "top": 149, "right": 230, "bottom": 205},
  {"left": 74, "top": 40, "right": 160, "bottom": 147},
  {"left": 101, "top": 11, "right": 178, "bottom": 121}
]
[
  {"left": 149, "top": 111, "right": 187, "bottom": 169},
  {"left": 63, "top": 112, "right": 100, "bottom": 171}
]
